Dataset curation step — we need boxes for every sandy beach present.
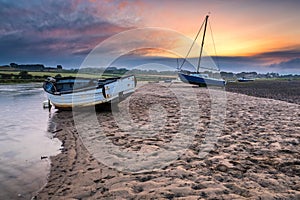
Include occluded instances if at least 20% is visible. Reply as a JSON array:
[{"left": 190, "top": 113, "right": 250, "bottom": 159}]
[{"left": 37, "top": 82, "right": 300, "bottom": 199}]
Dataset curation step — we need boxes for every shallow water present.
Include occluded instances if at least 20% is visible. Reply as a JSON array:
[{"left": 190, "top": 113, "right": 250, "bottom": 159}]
[{"left": 0, "top": 83, "right": 61, "bottom": 199}]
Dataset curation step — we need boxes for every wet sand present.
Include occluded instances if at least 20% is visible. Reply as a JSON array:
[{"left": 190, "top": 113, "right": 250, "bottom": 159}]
[
  {"left": 37, "top": 82, "right": 300, "bottom": 199},
  {"left": 226, "top": 79, "right": 300, "bottom": 105}
]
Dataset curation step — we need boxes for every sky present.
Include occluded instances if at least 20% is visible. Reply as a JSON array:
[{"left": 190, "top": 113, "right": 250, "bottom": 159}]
[{"left": 1, "top": 0, "right": 300, "bottom": 73}]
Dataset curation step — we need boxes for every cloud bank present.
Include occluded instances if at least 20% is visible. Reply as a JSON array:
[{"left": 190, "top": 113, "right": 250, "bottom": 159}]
[
  {"left": 0, "top": 0, "right": 141, "bottom": 67},
  {"left": 0, "top": 0, "right": 299, "bottom": 74}
]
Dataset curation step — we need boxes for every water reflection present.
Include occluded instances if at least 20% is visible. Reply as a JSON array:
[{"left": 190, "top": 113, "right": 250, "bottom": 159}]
[{"left": 0, "top": 83, "right": 61, "bottom": 199}]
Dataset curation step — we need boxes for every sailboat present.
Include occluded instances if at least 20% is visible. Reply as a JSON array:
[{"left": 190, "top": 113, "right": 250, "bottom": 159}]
[{"left": 178, "top": 15, "right": 226, "bottom": 87}]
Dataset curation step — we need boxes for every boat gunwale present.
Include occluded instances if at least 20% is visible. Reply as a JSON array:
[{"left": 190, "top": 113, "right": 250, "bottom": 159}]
[{"left": 43, "top": 75, "right": 135, "bottom": 96}]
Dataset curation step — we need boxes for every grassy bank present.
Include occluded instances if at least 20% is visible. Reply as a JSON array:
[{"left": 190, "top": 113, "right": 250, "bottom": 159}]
[{"left": 0, "top": 70, "right": 178, "bottom": 83}]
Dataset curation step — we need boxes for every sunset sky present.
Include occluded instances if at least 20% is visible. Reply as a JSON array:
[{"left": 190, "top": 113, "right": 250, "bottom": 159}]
[{"left": 1, "top": 0, "right": 300, "bottom": 73}]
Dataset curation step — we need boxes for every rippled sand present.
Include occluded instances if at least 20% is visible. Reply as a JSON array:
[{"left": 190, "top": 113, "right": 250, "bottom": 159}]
[{"left": 37, "top": 82, "right": 300, "bottom": 199}]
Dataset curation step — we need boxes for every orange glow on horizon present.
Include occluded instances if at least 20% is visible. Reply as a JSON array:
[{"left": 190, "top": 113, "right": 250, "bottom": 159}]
[{"left": 137, "top": 0, "right": 300, "bottom": 58}]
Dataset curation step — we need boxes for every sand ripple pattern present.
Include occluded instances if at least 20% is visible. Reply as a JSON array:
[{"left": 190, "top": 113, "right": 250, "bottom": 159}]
[
  {"left": 38, "top": 84, "right": 300, "bottom": 199},
  {"left": 74, "top": 82, "right": 226, "bottom": 172}
]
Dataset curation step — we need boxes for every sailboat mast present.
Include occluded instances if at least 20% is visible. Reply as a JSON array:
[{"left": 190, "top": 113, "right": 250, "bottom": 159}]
[{"left": 197, "top": 15, "right": 209, "bottom": 73}]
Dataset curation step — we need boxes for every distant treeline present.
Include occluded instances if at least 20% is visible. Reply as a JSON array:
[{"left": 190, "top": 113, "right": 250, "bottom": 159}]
[
  {"left": 0, "top": 63, "right": 63, "bottom": 72},
  {"left": 1, "top": 63, "right": 299, "bottom": 83}
]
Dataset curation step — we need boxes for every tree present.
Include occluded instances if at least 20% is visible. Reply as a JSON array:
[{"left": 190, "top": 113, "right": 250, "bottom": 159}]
[
  {"left": 57, "top": 65, "right": 63, "bottom": 70},
  {"left": 55, "top": 74, "right": 62, "bottom": 78},
  {"left": 10, "top": 63, "right": 18, "bottom": 68}
]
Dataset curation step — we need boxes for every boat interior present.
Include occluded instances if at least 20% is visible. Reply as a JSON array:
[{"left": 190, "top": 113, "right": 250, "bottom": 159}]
[{"left": 44, "top": 77, "right": 120, "bottom": 95}]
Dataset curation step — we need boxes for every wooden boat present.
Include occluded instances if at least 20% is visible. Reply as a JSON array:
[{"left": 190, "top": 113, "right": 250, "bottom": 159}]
[
  {"left": 178, "top": 15, "right": 225, "bottom": 87},
  {"left": 43, "top": 75, "right": 136, "bottom": 109}
]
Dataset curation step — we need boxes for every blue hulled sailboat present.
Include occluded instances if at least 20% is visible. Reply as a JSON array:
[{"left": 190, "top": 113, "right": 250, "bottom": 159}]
[{"left": 178, "top": 15, "right": 225, "bottom": 87}]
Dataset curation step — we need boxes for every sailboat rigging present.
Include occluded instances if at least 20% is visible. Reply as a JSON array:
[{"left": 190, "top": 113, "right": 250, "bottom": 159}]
[{"left": 177, "top": 15, "right": 225, "bottom": 87}]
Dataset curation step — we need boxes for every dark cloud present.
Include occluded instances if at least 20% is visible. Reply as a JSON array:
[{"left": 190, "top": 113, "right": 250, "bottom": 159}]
[
  {"left": 209, "top": 56, "right": 264, "bottom": 72},
  {"left": 212, "top": 48, "right": 300, "bottom": 73},
  {"left": 269, "top": 58, "right": 300, "bottom": 69},
  {"left": 0, "top": 0, "right": 137, "bottom": 67},
  {"left": 253, "top": 48, "right": 300, "bottom": 60}
]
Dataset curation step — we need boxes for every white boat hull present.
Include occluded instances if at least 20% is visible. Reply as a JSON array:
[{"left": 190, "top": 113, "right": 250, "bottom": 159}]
[{"left": 44, "top": 75, "right": 136, "bottom": 109}]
